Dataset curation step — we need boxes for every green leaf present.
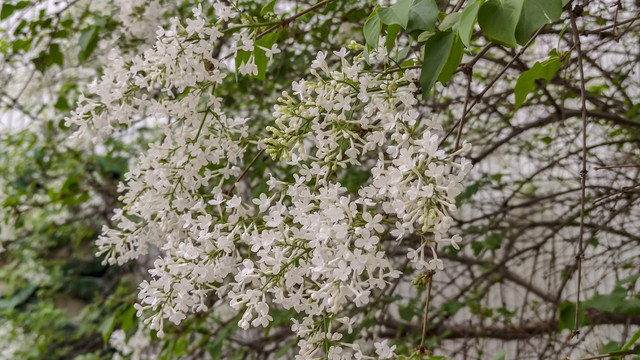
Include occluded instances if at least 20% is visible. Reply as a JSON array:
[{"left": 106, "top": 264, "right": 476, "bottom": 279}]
[
  {"left": 15, "top": 1, "right": 31, "bottom": 10},
  {"left": 253, "top": 32, "right": 279, "bottom": 81},
  {"left": 420, "top": 30, "right": 454, "bottom": 97},
  {"left": 458, "top": 0, "right": 483, "bottom": 47},
  {"left": 398, "top": 290, "right": 424, "bottom": 321},
  {"left": 557, "top": 300, "right": 588, "bottom": 332},
  {"left": 471, "top": 240, "right": 483, "bottom": 256},
  {"left": 378, "top": 0, "right": 413, "bottom": 29},
  {"left": 622, "top": 327, "right": 640, "bottom": 351},
  {"left": 235, "top": 49, "right": 251, "bottom": 80},
  {"left": 207, "top": 321, "right": 239, "bottom": 360},
  {"left": 585, "top": 286, "right": 627, "bottom": 313},
  {"left": 52, "top": 29, "right": 69, "bottom": 39},
  {"left": 61, "top": 174, "right": 80, "bottom": 196},
  {"left": 492, "top": 350, "right": 506, "bottom": 360},
  {"left": 478, "top": 0, "right": 524, "bottom": 47},
  {"left": 260, "top": 0, "right": 277, "bottom": 15},
  {"left": 274, "top": 338, "right": 298, "bottom": 358},
  {"left": 48, "top": 43, "right": 63, "bottom": 67},
  {"left": 407, "top": 0, "right": 438, "bottom": 32},
  {"left": 442, "top": 300, "right": 463, "bottom": 316},
  {"left": 484, "top": 233, "right": 503, "bottom": 250},
  {"left": 78, "top": 26, "right": 99, "bottom": 63},
  {"left": 617, "top": 273, "right": 640, "bottom": 286},
  {"left": 456, "top": 182, "right": 480, "bottom": 206},
  {"left": 340, "top": 169, "right": 371, "bottom": 193},
  {"left": 0, "top": 285, "right": 37, "bottom": 310},
  {"left": 437, "top": 34, "right": 463, "bottom": 84},
  {"left": 99, "top": 314, "right": 116, "bottom": 343},
  {"left": 514, "top": 56, "right": 562, "bottom": 108},
  {"left": 32, "top": 43, "right": 64, "bottom": 71},
  {"left": 417, "top": 30, "right": 435, "bottom": 42},
  {"left": 54, "top": 96, "right": 69, "bottom": 111},
  {"left": 364, "top": 8, "right": 382, "bottom": 49},
  {"left": 0, "top": 4, "right": 15, "bottom": 20},
  {"left": 439, "top": 12, "right": 461, "bottom": 31},
  {"left": 515, "top": 0, "right": 562, "bottom": 45},
  {"left": 385, "top": 24, "right": 402, "bottom": 52},
  {"left": 12, "top": 37, "right": 32, "bottom": 52}
]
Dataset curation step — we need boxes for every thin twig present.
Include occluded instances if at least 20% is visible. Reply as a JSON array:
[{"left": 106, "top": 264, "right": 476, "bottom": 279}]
[
  {"left": 439, "top": 25, "right": 546, "bottom": 148},
  {"left": 453, "top": 70, "right": 472, "bottom": 153},
  {"left": 568, "top": 7, "right": 588, "bottom": 341},
  {"left": 584, "top": 12, "right": 640, "bottom": 35},
  {"left": 593, "top": 183, "right": 640, "bottom": 205},
  {"left": 225, "top": 148, "right": 265, "bottom": 195},
  {"left": 452, "top": 0, "right": 466, "bottom": 13},
  {"left": 561, "top": 350, "right": 634, "bottom": 360},
  {"left": 258, "top": 0, "right": 335, "bottom": 39},
  {"left": 419, "top": 270, "right": 436, "bottom": 353},
  {"left": 223, "top": 0, "right": 335, "bottom": 60},
  {"left": 594, "top": 164, "right": 640, "bottom": 170},
  {"left": 614, "top": 11, "right": 640, "bottom": 41}
]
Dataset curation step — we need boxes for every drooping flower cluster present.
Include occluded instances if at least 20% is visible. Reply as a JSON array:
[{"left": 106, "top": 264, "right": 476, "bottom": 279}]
[
  {"left": 69, "top": 3, "right": 472, "bottom": 359},
  {"left": 246, "top": 48, "right": 471, "bottom": 357}
]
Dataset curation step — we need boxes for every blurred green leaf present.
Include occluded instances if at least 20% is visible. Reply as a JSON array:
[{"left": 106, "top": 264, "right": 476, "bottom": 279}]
[{"left": 478, "top": 0, "right": 524, "bottom": 47}]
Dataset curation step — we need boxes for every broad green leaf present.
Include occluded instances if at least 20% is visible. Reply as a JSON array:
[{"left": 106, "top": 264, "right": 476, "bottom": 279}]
[
  {"left": 386, "top": 24, "right": 402, "bottom": 52},
  {"left": 417, "top": 30, "right": 435, "bottom": 42},
  {"left": 260, "top": 0, "right": 277, "bottom": 15},
  {"left": 439, "top": 12, "right": 461, "bottom": 31},
  {"left": 557, "top": 300, "right": 588, "bottom": 332},
  {"left": 54, "top": 96, "right": 69, "bottom": 111},
  {"left": 0, "top": 285, "right": 36, "bottom": 310},
  {"left": 478, "top": 0, "right": 524, "bottom": 47},
  {"left": 442, "top": 300, "right": 463, "bottom": 316},
  {"left": 32, "top": 43, "right": 64, "bottom": 71},
  {"left": 48, "top": 43, "right": 63, "bottom": 67},
  {"left": 515, "top": 0, "right": 562, "bottom": 45},
  {"left": 420, "top": 30, "right": 454, "bottom": 97},
  {"left": 458, "top": 0, "right": 483, "bottom": 47},
  {"left": 15, "top": 1, "right": 31, "bottom": 10},
  {"left": 492, "top": 350, "right": 506, "bottom": 360},
  {"left": 617, "top": 273, "right": 640, "bottom": 286},
  {"left": 615, "top": 298, "right": 640, "bottom": 316},
  {"left": 471, "top": 240, "right": 484, "bottom": 256},
  {"left": 253, "top": 32, "right": 279, "bottom": 81},
  {"left": 621, "top": 327, "right": 640, "bottom": 351},
  {"left": 407, "top": 0, "right": 438, "bottom": 31},
  {"left": 470, "top": 233, "right": 502, "bottom": 255},
  {"left": 0, "top": 4, "right": 15, "bottom": 20},
  {"left": 340, "top": 169, "right": 371, "bottom": 193},
  {"left": 12, "top": 37, "right": 32, "bottom": 52},
  {"left": 514, "top": 56, "right": 562, "bottom": 108},
  {"left": 583, "top": 286, "right": 640, "bottom": 315},
  {"left": 206, "top": 321, "right": 239, "bottom": 360},
  {"left": 456, "top": 181, "right": 481, "bottom": 206},
  {"left": 363, "top": 8, "right": 381, "bottom": 49},
  {"left": 52, "top": 29, "right": 69, "bottom": 39},
  {"left": 437, "top": 34, "right": 463, "bottom": 84},
  {"left": 99, "top": 314, "right": 116, "bottom": 343},
  {"left": 61, "top": 174, "right": 80, "bottom": 196},
  {"left": 378, "top": 0, "right": 413, "bottom": 29},
  {"left": 274, "top": 338, "right": 298, "bottom": 358},
  {"left": 78, "top": 26, "right": 99, "bottom": 63},
  {"left": 484, "top": 233, "right": 503, "bottom": 250}
]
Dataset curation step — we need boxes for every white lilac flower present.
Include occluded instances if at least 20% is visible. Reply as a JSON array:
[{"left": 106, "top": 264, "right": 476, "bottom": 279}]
[{"left": 71, "top": 5, "right": 472, "bottom": 358}]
